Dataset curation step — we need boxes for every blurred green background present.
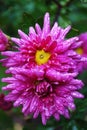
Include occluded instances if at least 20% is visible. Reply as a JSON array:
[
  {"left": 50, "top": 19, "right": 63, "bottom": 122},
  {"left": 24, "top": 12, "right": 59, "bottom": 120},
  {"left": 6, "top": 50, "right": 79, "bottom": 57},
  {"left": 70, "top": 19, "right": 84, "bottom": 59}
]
[{"left": 0, "top": 0, "right": 87, "bottom": 130}]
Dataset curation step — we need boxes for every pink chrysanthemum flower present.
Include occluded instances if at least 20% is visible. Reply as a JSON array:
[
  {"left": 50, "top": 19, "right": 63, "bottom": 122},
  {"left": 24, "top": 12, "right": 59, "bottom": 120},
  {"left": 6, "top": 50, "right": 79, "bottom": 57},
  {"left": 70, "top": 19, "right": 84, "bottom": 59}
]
[
  {"left": 2, "top": 67, "right": 84, "bottom": 124},
  {"left": 76, "top": 32, "right": 87, "bottom": 71},
  {"left": 0, "top": 29, "right": 9, "bottom": 52},
  {"left": 1, "top": 13, "right": 86, "bottom": 124},
  {"left": 1, "top": 13, "right": 86, "bottom": 73}
]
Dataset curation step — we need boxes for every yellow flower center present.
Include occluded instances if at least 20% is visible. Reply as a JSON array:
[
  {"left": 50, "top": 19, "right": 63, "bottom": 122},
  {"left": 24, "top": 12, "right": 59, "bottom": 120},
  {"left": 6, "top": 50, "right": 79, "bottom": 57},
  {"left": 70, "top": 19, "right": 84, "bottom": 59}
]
[
  {"left": 76, "top": 47, "right": 83, "bottom": 55},
  {"left": 35, "top": 50, "right": 51, "bottom": 65}
]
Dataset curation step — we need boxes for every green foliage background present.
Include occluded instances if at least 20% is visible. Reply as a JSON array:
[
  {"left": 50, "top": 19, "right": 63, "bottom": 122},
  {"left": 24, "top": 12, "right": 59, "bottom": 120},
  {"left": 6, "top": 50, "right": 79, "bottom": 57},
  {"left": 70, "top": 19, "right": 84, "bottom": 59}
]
[{"left": 0, "top": 0, "right": 87, "bottom": 130}]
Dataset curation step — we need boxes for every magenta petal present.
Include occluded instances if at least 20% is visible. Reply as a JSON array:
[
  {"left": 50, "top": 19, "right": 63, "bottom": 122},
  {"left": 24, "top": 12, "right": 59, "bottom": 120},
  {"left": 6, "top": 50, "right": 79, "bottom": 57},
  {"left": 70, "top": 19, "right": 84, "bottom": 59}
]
[
  {"left": 18, "top": 30, "right": 29, "bottom": 40},
  {"left": 35, "top": 23, "right": 42, "bottom": 35},
  {"left": 41, "top": 112, "right": 47, "bottom": 125},
  {"left": 14, "top": 98, "right": 23, "bottom": 107},
  {"left": 12, "top": 38, "right": 21, "bottom": 46},
  {"left": 22, "top": 100, "right": 31, "bottom": 113},
  {"left": 71, "top": 91, "right": 84, "bottom": 98},
  {"left": 64, "top": 109, "right": 70, "bottom": 119},
  {"left": 29, "top": 27, "right": 37, "bottom": 36},
  {"left": 46, "top": 69, "right": 77, "bottom": 82},
  {"left": 29, "top": 96, "right": 38, "bottom": 112},
  {"left": 68, "top": 102, "right": 76, "bottom": 111},
  {"left": 42, "top": 12, "right": 50, "bottom": 38},
  {"left": 54, "top": 113, "right": 60, "bottom": 120},
  {"left": 33, "top": 109, "right": 40, "bottom": 119}
]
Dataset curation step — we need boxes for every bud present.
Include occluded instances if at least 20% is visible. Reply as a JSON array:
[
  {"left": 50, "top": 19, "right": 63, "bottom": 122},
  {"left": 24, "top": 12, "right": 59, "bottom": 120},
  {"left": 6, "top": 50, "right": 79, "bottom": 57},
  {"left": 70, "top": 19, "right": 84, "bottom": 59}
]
[{"left": 0, "top": 29, "right": 9, "bottom": 51}]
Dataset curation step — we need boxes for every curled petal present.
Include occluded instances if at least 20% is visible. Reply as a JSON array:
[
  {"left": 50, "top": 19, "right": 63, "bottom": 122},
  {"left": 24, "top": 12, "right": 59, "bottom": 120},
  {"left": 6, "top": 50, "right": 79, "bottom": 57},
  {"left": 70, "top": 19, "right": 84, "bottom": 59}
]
[
  {"left": 71, "top": 91, "right": 84, "bottom": 98},
  {"left": 46, "top": 69, "right": 77, "bottom": 82}
]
